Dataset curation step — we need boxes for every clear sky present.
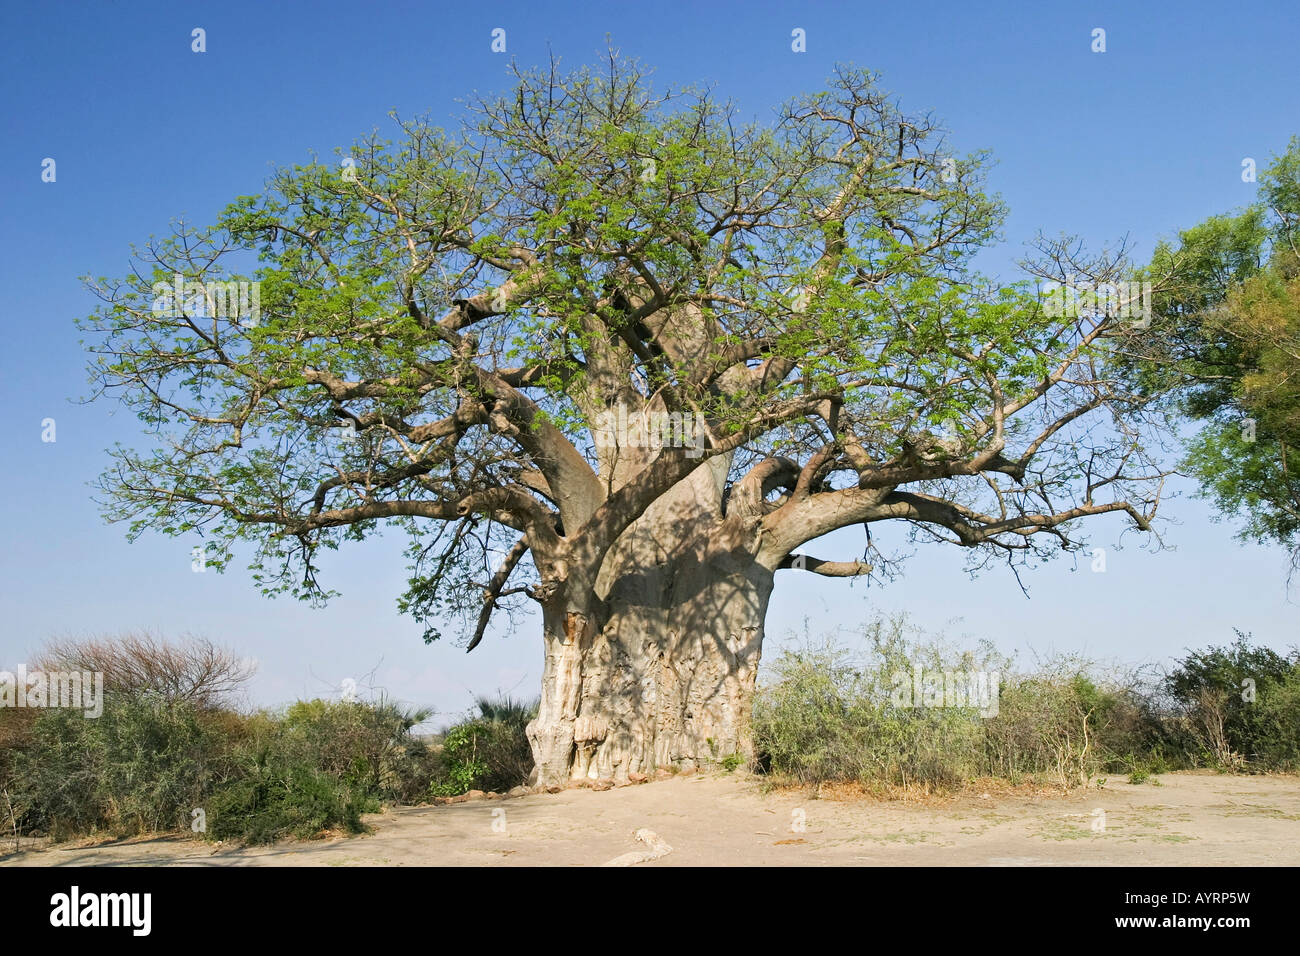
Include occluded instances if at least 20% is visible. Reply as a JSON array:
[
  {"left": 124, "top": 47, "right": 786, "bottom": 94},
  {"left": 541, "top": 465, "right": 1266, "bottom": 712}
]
[{"left": 2, "top": 0, "right": 1297, "bottom": 724}]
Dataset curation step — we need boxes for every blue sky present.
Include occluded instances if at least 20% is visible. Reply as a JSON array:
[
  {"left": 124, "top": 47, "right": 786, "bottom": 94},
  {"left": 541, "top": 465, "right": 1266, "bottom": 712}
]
[{"left": 2, "top": 0, "right": 1297, "bottom": 723}]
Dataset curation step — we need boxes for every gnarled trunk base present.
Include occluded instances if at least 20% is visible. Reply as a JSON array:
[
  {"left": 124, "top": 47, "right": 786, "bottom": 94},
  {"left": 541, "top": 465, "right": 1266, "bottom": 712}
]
[{"left": 527, "top": 535, "right": 772, "bottom": 787}]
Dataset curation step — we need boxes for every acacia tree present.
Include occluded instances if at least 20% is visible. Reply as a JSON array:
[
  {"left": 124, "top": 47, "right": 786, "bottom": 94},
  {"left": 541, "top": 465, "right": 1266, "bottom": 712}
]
[{"left": 82, "top": 54, "right": 1169, "bottom": 786}]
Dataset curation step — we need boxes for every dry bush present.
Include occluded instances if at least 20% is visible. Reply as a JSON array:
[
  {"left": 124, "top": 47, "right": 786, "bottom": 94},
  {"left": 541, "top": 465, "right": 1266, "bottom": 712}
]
[
  {"left": 1195, "top": 687, "right": 1246, "bottom": 771},
  {"left": 34, "top": 632, "right": 255, "bottom": 709}
]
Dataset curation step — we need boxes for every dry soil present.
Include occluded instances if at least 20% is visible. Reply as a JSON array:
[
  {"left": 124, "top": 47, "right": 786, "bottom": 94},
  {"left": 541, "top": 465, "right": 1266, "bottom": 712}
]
[{"left": 3, "top": 770, "right": 1297, "bottom": 867}]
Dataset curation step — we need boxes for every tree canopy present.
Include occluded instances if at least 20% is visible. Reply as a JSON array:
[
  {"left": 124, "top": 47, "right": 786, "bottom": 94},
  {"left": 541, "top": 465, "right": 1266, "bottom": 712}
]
[
  {"left": 81, "top": 52, "right": 1170, "bottom": 653},
  {"left": 1144, "top": 138, "right": 1300, "bottom": 563}
]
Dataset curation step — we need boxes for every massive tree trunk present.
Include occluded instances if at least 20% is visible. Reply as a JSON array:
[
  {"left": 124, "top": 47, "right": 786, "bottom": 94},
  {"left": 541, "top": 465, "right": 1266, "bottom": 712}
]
[
  {"left": 527, "top": 542, "right": 772, "bottom": 787},
  {"left": 527, "top": 458, "right": 774, "bottom": 787}
]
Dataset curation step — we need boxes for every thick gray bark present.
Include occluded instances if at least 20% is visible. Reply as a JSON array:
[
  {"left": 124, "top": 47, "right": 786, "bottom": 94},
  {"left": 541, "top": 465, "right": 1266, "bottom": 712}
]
[
  {"left": 527, "top": 461, "right": 772, "bottom": 787},
  {"left": 527, "top": 540, "right": 771, "bottom": 787}
]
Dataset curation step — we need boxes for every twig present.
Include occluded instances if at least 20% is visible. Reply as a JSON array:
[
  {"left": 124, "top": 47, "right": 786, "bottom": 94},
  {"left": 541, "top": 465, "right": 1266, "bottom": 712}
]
[{"left": 2, "top": 787, "right": 19, "bottom": 854}]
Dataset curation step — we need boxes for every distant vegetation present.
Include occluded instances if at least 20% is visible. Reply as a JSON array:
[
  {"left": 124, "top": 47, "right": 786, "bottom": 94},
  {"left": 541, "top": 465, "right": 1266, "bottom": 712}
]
[
  {"left": 0, "top": 634, "right": 534, "bottom": 846},
  {"left": 754, "top": 616, "right": 1300, "bottom": 793},
  {"left": 2, "top": 622, "right": 1296, "bottom": 848}
]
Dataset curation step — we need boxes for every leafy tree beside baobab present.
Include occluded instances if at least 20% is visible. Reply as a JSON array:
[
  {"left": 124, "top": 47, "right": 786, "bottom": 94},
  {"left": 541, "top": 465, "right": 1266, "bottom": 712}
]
[
  {"left": 81, "top": 54, "right": 1171, "bottom": 787},
  {"left": 1137, "top": 138, "right": 1300, "bottom": 566}
]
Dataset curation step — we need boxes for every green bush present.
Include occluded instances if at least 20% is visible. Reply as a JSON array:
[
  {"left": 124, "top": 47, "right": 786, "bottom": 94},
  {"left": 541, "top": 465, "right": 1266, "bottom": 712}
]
[
  {"left": 984, "top": 666, "right": 1139, "bottom": 786},
  {"left": 4, "top": 666, "right": 542, "bottom": 845},
  {"left": 205, "top": 753, "right": 376, "bottom": 843},
  {"left": 1163, "top": 633, "right": 1300, "bottom": 770},
  {"left": 0, "top": 706, "right": 36, "bottom": 819},
  {"left": 755, "top": 619, "right": 1300, "bottom": 792},
  {"left": 7, "top": 693, "right": 442, "bottom": 845},
  {"left": 1255, "top": 671, "right": 1300, "bottom": 768},
  {"left": 204, "top": 697, "right": 434, "bottom": 843},
  {"left": 278, "top": 698, "right": 436, "bottom": 803},
  {"left": 753, "top": 617, "right": 996, "bottom": 791},
  {"left": 429, "top": 695, "right": 537, "bottom": 797},
  {"left": 13, "top": 692, "right": 229, "bottom": 840}
]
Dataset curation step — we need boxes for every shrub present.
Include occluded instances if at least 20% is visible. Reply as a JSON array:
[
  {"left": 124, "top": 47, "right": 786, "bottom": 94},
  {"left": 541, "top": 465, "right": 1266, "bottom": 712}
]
[
  {"left": 0, "top": 706, "right": 36, "bottom": 794},
  {"left": 429, "top": 694, "right": 537, "bottom": 796},
  {"left": 984, "top": 666, "right": 1133, "bottom": 786},
  {"left": 7, "top": 690, "right": 438, "bottom": 845},
  {"left": 1163, "top": 633, "right": 1300, "bottom": 770},
  {"left": 753, "top": 617, "right": 1298, "bottom": 792},
  {"left": 753, "top": 617, "right": 997, "bottom": 792},
  {"left": 205, "top": 749, "right": 377, "bottom": 843},
  {"left": 12, "top": 692, "right": 229, "bottom": 840},
  {"left": 279, "top": 697, "right": 434, "bottom": 800},
  {"left": 204, "top": 697, "right": 434, "bottom": 843}
]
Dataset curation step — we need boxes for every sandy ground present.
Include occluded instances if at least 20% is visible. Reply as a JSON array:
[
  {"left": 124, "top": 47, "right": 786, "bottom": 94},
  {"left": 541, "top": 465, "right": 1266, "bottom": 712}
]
[{"left": 3, "top": 770, "right": 1298, "bottom": 867}]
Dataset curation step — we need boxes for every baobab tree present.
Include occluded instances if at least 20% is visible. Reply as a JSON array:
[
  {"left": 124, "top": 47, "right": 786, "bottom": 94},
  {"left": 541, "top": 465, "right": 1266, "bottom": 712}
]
[{"left": 82, "top": 53, "right": 1169, "bottom": 786}]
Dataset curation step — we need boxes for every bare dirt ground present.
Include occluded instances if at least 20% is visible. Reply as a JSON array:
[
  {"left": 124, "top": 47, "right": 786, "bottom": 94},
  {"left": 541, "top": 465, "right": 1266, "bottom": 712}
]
[{"left": 3, "top": 770, "right": 1297, "bottom": 867}]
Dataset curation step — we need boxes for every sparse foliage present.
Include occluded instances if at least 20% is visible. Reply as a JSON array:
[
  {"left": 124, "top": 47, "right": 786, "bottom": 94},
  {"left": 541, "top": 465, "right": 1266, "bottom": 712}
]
[{"left": 36, "top": 632, "right": 255, "bottom": 709}]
